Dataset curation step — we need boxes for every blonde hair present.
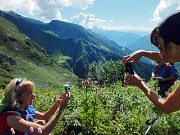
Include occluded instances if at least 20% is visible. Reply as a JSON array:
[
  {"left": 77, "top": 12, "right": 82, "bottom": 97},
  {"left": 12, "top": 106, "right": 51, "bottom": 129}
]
[{"left": 4, "top": 78, "right": 35, "bottom": 110}]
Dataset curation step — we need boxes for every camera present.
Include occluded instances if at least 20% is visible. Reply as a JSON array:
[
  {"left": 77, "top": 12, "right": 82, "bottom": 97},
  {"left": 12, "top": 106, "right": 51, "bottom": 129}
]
[
  {"left": 121, "top": 62, "right": 134, "bottom": 87},
  {"left": 64, "top": 84, "right": 70, "bottom": 94},
  {"left": 125, "top": 62, "right": 134, "bottom": 75}
]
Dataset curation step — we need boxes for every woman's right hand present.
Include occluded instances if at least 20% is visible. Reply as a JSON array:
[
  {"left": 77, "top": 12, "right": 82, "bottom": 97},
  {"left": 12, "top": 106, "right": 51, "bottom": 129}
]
[
  {"left": 122, "top": 50, "right": 144, "bottom": 64},
  {"left": 58, "top": 93, "right": 66, "bottom": 100},
  {"left": 59, "top": 93, "right": 70, "bottom": 109},
  {"left": 124, "top": 73, "right": 143, "bottom": 88}
]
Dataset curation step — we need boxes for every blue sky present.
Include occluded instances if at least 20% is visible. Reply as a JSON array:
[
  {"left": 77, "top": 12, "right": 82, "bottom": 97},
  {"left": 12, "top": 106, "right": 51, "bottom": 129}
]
[{"left": 0, "top": 0, "right": 180, "bottom": 32}]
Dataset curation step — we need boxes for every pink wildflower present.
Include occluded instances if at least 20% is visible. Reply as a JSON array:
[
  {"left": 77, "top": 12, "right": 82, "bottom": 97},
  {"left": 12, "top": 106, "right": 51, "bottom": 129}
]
[
  {"left": 94, "top": 87, "right": 101, "bottom": 91},
  {"left": 94, "top": 81, "right": 98, "bottom": 85},
  {"left": 82, "top": 81, "right": 86, "bottom": 85}
]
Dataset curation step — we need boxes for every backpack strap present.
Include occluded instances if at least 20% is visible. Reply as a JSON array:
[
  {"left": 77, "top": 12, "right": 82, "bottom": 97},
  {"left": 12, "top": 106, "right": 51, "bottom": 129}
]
[
  {"left": 154, "top": 64, "right": 160, "bottom": 73},
  {"left": 165, "top": 63, "right": 169, "bottom": 73},
  {"left": 4, "top": 111, "right": 21, "bottom": 116},
  {"left": 165, "top": 63, "right": 176, "bottom": 85},
  {"left": 0, "top": 111, "right": 22, "bottom": 135}
]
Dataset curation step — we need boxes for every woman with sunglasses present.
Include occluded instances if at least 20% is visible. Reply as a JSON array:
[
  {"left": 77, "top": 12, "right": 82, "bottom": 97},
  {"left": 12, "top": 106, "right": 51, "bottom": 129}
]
[
  {"left": 0, "top": 78, "right": 70, "bottom": 135},
  {"left": 122, "top": 11, "right": 180, "bottom": 114}
]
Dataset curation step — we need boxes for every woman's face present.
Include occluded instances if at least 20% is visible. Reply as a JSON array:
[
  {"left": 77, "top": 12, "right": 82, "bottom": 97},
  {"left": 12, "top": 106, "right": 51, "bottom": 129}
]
[
  {"left": 19, "top": 87, "right": 35, "bottom": 106},
  {"left": 156, "top": 36, "right": 165, "bottom": 53},
  {"left": 156, "top": 35, "right": 171, "bottom": 60}
]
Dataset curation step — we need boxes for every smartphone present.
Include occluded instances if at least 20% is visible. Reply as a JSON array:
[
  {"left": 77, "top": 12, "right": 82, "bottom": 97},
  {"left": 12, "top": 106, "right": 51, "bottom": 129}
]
[{"left": 125, "top": 63, "right": 134, "bottom": 75}]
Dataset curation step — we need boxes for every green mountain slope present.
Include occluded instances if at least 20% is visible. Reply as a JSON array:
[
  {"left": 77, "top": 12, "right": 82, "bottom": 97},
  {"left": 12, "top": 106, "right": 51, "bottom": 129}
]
[
  {"left": 0, "top": 10, "right": 154, "bottom": 80},
  {"left": 0, "top": 11, "right": 131, "bottom": 78},
  {"left": 0, "top": 17, "right": 77, "bottom": 88}
]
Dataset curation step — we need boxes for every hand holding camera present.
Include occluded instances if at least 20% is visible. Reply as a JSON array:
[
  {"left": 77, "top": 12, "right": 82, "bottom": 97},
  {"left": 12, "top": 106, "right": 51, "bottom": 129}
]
[
  {"left": 64, "top": 84, "right": 70, "bottom": 94},
  {"left": 122, "top": 62, "right": 134, "bottom": 87}
]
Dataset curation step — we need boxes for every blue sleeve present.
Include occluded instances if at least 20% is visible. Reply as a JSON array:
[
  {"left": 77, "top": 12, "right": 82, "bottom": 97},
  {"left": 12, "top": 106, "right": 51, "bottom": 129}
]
[{"left": 26, "top": 105, "right": 36, "bottom": 122}]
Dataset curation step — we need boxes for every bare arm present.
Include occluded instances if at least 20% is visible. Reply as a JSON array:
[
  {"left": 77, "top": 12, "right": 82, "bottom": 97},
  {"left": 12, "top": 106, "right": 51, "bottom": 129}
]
[
  {"left": 142, "top": 51, "right": 164, "bottom": 62},
  {"left": 7, "top": 93, "right": 70, "bottom": 135},
  {"left": 7, "top": 108, "right": 62, "bottom": 135},
  {"left": 151, "top": 72, "right": 155, "bottom": 80},
  {"left": 122, "top": 50, "right": 163, "bottom": 64},
  {"left": 35, "top": 93, "right": 66, "bottom": 120},
  {"left": 161, "top": 74, "right": 175, "bottom": 81},
  {"left": 138, "top": 80, "right": 180, "bottom": 113},
  {"left": 125, "top": 73, "right": 180, "bottom": 114},
  {"left": 35, "top": 99, "right": 60, "bottom": 121}
]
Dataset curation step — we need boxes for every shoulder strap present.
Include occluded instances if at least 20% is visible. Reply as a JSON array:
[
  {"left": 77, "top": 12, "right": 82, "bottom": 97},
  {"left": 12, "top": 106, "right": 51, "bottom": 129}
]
[
  {"left": 0, "top": 106, "right": 22, "bottom": 116},
  {"left": 156, "top": 64, "right": 159, "bottom": 69},
  {"left": 154, "top": 64, "right": 159, "bottom": 73},
  {"left": 3, "top": 111, "right": 21, "bottom": 116},
  {"left": 165, "top": 63, "right": 169, "bottom": 73}
]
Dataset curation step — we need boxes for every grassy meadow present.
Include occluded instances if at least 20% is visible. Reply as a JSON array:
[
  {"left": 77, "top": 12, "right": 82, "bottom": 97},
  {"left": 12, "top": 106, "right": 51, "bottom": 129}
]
[{"left": 0, "top": 80, "right": 180, "bottom": 135}]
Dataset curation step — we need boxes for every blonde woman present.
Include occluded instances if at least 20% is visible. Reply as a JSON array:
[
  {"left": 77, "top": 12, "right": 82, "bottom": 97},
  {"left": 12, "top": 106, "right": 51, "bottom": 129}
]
[
  {"left": 122, "top": 11, "right": 180, "bottom": 114},
  {"left": 0, "top": 78, "right": 70, "bottom": 135}
]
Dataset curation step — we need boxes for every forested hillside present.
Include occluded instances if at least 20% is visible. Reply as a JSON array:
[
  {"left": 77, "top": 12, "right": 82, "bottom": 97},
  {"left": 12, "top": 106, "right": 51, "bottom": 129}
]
[
  {"left": 0, "top": 10, "right": 153, "bottom": 79},
  {"left": 0, "top": 16, "right": 77, "bottom": 88}
]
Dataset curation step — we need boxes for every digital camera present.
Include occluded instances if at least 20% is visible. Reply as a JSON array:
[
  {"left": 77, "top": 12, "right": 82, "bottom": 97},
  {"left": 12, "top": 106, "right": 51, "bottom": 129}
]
[
  {"left": 121, "top": 63, "right": 134, "bottom": 87},
  {"left": 64, "top": 84, "right": 70, "bottom": 94},
  {"left": 125, "top": 62, "right": 134, "bottom": 75}
]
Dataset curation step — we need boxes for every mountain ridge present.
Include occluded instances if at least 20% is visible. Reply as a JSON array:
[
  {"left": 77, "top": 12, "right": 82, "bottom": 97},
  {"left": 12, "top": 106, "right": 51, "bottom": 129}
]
[{"left": 0, "top": 10, "right": 154, "bottom": 81}]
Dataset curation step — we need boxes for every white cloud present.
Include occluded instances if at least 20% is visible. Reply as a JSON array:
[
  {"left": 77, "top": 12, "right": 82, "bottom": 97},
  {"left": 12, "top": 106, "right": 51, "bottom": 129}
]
[
  {"left": 61, "top": 0, "right": 95, "bottom": 9},
  {"left": 0, "top": 0, "right": 95, "bottom": 22},
  {"left": 71, "top": 12, "right": 107, "bottom": 29},
  {"left": 71, "top": 12, "right": 153, "bottom": 31},
  {"left": 3, "top": 0, "right": 176, "bottom": 31},
  {"left": 100, "top": 25, "right": 153, "bottom": 32},
  {"left": 1, "top": 0, "right": 150, "bottom": 31},
  {"left": 151, "top": 0, "right": 180, "bottom": 22},
  {"left": 0, "top": 0, "right": 39, "bottom": 15}
]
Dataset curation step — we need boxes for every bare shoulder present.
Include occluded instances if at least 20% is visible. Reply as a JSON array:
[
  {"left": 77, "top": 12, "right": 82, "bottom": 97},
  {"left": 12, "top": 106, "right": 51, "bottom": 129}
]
[{"left": 7, "top": 113, "right": 23, "bottom": 126}]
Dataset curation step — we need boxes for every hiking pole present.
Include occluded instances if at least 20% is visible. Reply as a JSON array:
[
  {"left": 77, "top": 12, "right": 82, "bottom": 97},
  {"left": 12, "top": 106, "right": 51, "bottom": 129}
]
[{"left": 144, "top": 116, "right": 157, "bottom": 135}]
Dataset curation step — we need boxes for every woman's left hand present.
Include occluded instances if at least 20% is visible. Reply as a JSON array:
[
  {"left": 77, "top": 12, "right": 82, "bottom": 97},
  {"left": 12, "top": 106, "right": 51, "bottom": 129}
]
[{"left": 122, "top": 50, "right": 144, "bottom": 64}]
